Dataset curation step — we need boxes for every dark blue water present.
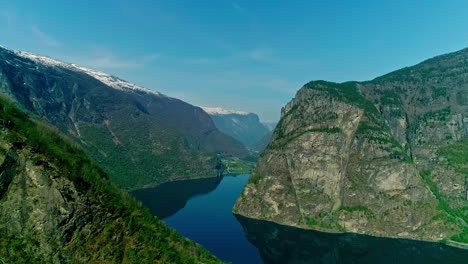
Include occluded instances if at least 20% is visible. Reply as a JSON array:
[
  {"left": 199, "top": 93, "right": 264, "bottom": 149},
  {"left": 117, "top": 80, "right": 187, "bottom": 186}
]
[
  {"left": 132, "top": 174, "right": 263, "bottom": 264},
  {"left": 130, "top": 176, "right": 223, "bottom": 219},
  {"left": 132, "top": 174, "right": 468, "bottom": 264},
  {"left": 163, "top": 174, "right": 262, "bottom": 264}
]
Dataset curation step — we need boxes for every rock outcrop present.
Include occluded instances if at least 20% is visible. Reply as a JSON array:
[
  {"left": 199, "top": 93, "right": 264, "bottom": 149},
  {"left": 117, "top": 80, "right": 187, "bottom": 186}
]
[{"left": 235, "top": 48, "right": 468, "bottom": 243}]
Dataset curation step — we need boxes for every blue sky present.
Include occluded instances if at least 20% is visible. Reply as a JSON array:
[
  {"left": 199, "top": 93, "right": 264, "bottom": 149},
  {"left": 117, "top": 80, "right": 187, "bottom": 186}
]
[{"left": 1, "top": 0, "right": 468, "bottom": 121}]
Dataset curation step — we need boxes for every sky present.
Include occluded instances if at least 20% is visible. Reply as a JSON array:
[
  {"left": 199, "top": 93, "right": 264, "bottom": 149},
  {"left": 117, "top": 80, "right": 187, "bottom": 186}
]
[{"left": 1, "top": 0, "right": 468, "bottom": 121}]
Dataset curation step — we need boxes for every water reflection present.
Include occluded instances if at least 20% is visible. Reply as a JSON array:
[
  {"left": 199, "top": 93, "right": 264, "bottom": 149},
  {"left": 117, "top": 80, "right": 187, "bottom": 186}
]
[
  {"left": 131, "top": 176, "right": 222, "bottom": 219},
  {"left": 131, "top": 175, "right": 467, "bottom": 264},
  {"left": 132, "top": 174, "right": 262, "bottom": 263},
  {"left": 235, "top": 214, "right": 468, "bottom": 264}
]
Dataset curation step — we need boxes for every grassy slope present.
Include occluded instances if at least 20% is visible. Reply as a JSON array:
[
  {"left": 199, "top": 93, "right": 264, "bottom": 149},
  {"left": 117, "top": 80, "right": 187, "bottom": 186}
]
[
  {"left": 0, "top": 97, "right": 224, "bottom": 263},
  {"left": 222, "top": 156, "right": 256, "bottom": 174},
  {"left": 79, "top": 121, "right": 223, "bottom": 190},
  {"left": 438, "top": 139, "right": 468, "bottom": 243}
]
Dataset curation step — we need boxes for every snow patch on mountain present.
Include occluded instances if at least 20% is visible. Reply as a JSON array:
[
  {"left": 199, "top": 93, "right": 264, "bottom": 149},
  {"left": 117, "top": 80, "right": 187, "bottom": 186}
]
[
  {"left": 14, "top": 50, "right": 163, "bottom": 97},
  {"left": 200, "top": 107, "right": 250, "bottom": 116}
]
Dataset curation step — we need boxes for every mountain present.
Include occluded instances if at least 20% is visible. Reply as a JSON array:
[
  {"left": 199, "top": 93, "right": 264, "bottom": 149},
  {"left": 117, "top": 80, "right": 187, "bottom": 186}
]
[
  {"left": 201, "top": 107, "right": 270, "bottom": 150},
  {"left": 0, "top": 97, "right": 223, "bottom": 263},
  {"left": 0, "top": 46, "right": 247, "bottom": 190},
  {"left": 251, "top": 130, "right": 273, "bottom": 152},
  {"left": 262, "top": 121, "right": 277, "bottom": 131},
  {"left": 234, "top": 48, "right": 468, "bottom": 244},
  {"left": 251, "top": 121, "right": 276, "bottom": 152}
]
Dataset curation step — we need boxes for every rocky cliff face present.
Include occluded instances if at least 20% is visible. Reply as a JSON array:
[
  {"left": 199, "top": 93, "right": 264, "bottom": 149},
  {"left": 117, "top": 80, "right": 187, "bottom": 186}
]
[
  {"left": 0, "top": 46, "right": 247, "bottom": 190},
  {"left": 234, "top": 48, "right": 468, "bottom": 244},
  {"left": 0, "top": 97, "right": 223, "bottom": 263}
]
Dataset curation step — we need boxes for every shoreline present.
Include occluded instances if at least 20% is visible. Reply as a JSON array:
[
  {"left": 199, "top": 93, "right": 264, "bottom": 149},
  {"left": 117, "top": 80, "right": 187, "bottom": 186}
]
[
  {"left": 128, "top": 172, "right": 251, "bottom": 192},
  {"left": 233, "top": 212, "right": 468, "bottom": 250}
]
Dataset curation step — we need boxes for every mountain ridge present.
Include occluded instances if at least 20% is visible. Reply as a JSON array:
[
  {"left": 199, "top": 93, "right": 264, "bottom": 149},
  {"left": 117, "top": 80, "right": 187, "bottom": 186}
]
[
  {"left": 14, "top": 50, "right": 164, "bottom": 97},
  {"left": 201, "top": 106, "right": 250, "bottom": 116},
  {"left": 0, "top": 45, "right": 248, "bottom": 190}
]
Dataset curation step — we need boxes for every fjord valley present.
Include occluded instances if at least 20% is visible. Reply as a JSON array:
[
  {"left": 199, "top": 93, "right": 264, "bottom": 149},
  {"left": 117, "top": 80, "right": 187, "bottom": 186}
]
[
  {"left": 234, "top": 47, "right": 468, "bottom": 246},
  {"left": 2, "top": 1, "right": 468, "bottom": 262},
  {"left": 0, "top": 45, "right": 467, "bottom": 264},
  {"left": 133, "top": 173, "right": 468, "bottom": 264}
]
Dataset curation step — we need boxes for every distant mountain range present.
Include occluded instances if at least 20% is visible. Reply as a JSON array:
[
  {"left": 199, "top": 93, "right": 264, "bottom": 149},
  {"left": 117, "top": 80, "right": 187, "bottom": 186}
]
[
  {"left": 0, "top": 46, "right": 248, "bottom": 190},
  {"left": 201, "top": 107, "right": 274, "bottom": 151}
]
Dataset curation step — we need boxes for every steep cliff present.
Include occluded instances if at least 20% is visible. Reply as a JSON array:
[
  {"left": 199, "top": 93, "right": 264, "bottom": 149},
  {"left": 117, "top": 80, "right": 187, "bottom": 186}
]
[
  {"left": 235, "top": 48, "right": 468, "bottom": 244},
  {"left": 0, "top": 97, "right": 223, "bottom": 263},
  {"left": 0, "top": 46, "right": 247, "bottom": 190}
]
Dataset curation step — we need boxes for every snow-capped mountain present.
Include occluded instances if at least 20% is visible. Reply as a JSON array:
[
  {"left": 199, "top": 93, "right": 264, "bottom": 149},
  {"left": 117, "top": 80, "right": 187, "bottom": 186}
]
[
  {"left": 201, "top": 106, "right": 270, "bottom": 150},
  {"left": 14, "top": 50, "right": 163, "bottom": 97},
  {"left": 0, "top": 45, "right": 247, "bottom": 189},
  {"left": 200, "top": 107, "right": 250, "bottom": 116}
]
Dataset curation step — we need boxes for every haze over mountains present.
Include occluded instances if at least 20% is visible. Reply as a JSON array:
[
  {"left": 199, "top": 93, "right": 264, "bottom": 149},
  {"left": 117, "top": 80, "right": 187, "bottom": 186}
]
[
  {"left": 201, "top": 106, "right": 274, "bottom": 151},
  {"left": 0, "top": 45, "right": 248, "bottom": 190}
]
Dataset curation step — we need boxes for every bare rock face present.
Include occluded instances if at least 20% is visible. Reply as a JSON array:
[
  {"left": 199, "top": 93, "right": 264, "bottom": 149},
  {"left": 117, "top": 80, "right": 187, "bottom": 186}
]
[{"left": 235, "top": 48, "right": 468, "bottom": 244}]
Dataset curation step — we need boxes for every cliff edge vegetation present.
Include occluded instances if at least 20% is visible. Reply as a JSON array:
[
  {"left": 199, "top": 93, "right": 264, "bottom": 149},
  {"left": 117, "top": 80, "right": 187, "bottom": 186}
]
[{"left": 0, "top": 96, "right": 223, "bottom": 263}]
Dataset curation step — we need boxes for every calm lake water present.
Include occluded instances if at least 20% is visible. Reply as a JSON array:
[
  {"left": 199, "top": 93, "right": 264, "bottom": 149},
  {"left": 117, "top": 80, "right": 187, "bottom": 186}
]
[
  {"left": 131, "top": 174, "right": 468, "bottom": 264},
  {"left": 132, "top": 174, "right": 262, "bottom": 263}
]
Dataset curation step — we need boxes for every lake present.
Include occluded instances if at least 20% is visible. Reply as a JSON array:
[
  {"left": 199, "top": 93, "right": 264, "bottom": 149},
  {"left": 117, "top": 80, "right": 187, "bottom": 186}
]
[{"left": 131, "top": 174, "right": 468, "bottom": 264}]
